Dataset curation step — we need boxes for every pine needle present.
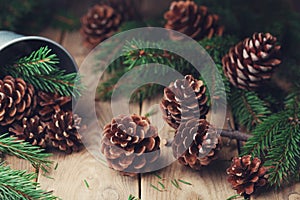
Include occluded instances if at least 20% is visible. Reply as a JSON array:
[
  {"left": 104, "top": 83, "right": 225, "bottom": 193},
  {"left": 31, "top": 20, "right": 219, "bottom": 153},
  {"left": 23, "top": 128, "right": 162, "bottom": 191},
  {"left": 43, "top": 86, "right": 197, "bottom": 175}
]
[
  {"left": 170, "top": 179, "right": 181, "bottom": 190},
  {"left": 154, "top": 173, "right": 162, "bottom": 180},
  {"left": 150, "top": 183, "right": 163, "bottom": 192},
  {"left": 84, "top": 179, "right": 90, "bottom": 189},
  {"left": 54, "top": 163, "right": 58, "bottom": 170},
  {"left": 178, "top": 179, "right": 192, "bottom": 186}
]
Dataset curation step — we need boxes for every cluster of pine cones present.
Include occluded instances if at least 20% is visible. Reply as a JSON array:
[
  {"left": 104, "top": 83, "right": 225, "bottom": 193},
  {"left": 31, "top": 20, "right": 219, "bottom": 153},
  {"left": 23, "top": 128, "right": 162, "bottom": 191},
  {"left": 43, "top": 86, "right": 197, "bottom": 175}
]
[
  {"left": 0, "top": 76, "right": 84, "bottom": 153},
  {"left": 80, "top": 0, "right": 224, "bottom": 48},
  {"left": 86, "top": 0, "right": 278, "bottom": 196}
]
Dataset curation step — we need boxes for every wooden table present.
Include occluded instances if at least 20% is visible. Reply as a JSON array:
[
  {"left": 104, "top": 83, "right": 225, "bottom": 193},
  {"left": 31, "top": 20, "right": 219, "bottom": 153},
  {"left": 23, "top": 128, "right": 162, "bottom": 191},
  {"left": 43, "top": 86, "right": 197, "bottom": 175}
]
[{"left": 4, "top": 28, "right": 300, "bottom": 200}]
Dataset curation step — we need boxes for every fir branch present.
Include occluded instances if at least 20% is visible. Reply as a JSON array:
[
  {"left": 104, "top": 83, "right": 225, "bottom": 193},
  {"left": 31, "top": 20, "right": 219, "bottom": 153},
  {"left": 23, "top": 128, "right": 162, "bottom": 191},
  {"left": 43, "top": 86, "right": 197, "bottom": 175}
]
[
  {"left": 199, "top": 36, "right": 238, "bottom": 64},
  {"left": 2, "top": 46, "right": 82, "bottom": 97},
  {"left": 0, "top": 134, "right": 52, "bottom": 173},
  {"left": 9, "top": 46, "right": 59, "bottom": 76},
  {"left": 242, "top": 92, "right": 300, "bottom": 186},
  {"left": 0, "top": 164, "right": 57, "bottom": 200},
  {"left": 230, "top": 88, "right": 271, "bottom": 131},
  {"left": 21, "top": 69, "right": 82, "bottom": 97}
]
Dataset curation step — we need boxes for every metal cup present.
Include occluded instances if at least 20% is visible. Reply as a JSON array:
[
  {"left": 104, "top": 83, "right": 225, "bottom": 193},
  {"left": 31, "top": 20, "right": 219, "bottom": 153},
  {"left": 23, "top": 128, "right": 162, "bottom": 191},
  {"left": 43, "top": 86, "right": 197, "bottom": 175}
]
[
  {"left": 0, "top": 30, "right": 77, "bottom": 73},
  {"left": 0, "top": 31, "right": 78, "bottom": 132}
]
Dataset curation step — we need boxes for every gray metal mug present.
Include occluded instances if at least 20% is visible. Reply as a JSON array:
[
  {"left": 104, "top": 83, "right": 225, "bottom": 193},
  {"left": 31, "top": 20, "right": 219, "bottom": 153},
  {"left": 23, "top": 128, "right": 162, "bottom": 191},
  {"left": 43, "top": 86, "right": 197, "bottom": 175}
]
[
  {"left": 0, "top": 31, "right": 78, "bottom": 132},
  {"left": 0, "top": 30, "right": 77, "bottom": 73}
]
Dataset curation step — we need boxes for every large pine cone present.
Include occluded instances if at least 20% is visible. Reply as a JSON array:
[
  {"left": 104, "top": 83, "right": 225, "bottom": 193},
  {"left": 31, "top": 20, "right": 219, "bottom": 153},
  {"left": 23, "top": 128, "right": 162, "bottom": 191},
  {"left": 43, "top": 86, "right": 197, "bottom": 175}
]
[
  {"left": 101, "top": 114, "right": 160, "bottom": 176},
  {"left": 46, "top": 110, "right": 83, "bottom": 153},
  {"left": 227, "top": 155, "right": 268, "bottom": 197},
  {"left": 172, "top": 119, "right": 221, "bottom": 170},
  {"left": 222, "top": 32, "right": 281, "bottom": 90},
  {"left": 0, "top": 76, "right": 36, "bottom": 126},
  {"left": 9, "top": 115, "right": 47, "bottom": 148},
  {"left": 160, "top": 75, "right": 209, "bottom": 130},
  {"left": 164, "top": 1, "right": 224, "bottom": 40},
  {"left": 37, "top": 91, "right": 71, "bottom": 121},
  {"left": 80, "top": 4, "right": 122, "bottom": 48}
]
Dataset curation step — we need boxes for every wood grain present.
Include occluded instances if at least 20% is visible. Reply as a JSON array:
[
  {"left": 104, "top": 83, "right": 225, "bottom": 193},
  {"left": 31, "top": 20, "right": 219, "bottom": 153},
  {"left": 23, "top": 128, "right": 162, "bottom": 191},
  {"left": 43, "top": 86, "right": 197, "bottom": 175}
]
[
  {"left": 140, "top": 96, "right": 239, "bottom": 200},
  {"left": 37, "top": 28, "right": 140, "bottom": 199}
]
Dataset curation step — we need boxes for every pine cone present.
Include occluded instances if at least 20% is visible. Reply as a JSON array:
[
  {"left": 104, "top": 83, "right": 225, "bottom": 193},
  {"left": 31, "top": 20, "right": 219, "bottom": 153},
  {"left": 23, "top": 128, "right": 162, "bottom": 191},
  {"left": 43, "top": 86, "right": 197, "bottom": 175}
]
[
  {"left": 80, "top": 4, "right": 122, "bottom": 48},
  {"left": 160, "top": 75, "right": 209, "bottom": 130},
  {"left": 106, "top": 0, "right": 137, "bottom": 21},
  {"left": 222, "top": 32, "right": 281, "bottom": 90},
  {"left": 46, "top": 110, "right": 83, "bottom": 153},
  {"left": 0, "top": 76, "right": 36, "bottom": 126},
  {"left": 101, "top": 114, "right": 160, "bottom": 176},
  {"left": 37, "top": 91, "right": 71, "bottom": 121},
  {"left": 164, "top": 1, "right": 224, "bottom": 40},
  {"left": 9, "top": 115, "right": 47, "bottom": 148},
  {"left": 172, "top": 119, "right": 221, "bottom": 170},
  {"left": 227, "top": 155, "right": 268, "bottom": 196}
]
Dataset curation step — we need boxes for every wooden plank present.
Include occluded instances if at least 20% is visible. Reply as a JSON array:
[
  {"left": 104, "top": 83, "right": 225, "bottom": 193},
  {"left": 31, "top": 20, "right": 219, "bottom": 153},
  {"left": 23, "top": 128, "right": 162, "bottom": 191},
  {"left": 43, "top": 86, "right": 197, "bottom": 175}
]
[
  {"left": 253, "top": 180, "right": 300, "bottom": 199},
  {"left": 37, "top": 27, "right": 140, "bottom": 198},
  {"left": 140, "top": 95, "right": 239, "bottom": 200}
]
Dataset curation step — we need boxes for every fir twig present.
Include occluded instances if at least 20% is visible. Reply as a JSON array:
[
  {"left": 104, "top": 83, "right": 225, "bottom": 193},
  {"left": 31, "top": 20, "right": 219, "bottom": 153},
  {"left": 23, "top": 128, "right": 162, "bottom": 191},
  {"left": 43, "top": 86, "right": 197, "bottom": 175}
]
[
  {"left": 242, "top": 92, "right": 300, "bottom": 186},
  {"left": 0, "top": 133, "right": 52, "bottom": 173},
  {"left": 0, "top": 164, "right": 57, "bottom": 200},
  {"left": 230, "top": 88, "right": 271, "bottom": 131},
  {"left": 2, "top": 46, "right": 82, "bottom": 97}
]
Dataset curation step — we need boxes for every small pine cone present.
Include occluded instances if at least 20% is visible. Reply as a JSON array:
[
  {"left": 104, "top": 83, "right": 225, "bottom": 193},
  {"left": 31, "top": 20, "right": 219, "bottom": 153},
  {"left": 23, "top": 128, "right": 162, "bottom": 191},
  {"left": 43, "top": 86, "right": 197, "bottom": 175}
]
[
  {"left": 227, "top": 155, "right": 268, "bottom": 196},
  {"left": 164, "top": 1, "right": 224, "bottom": 40},
  {"left": 80, "top": 4, "right": 122, "bottom": 48},
  {"left": 46, "top": 111, "right": 83, "bottom": 153},
  {"left": 172, "top": 119, "right": 221, "bottom": 170},
  {"left": 101, "top": 114, "right": 160, "bottom": 176},
  {"left": 222, "top": 32, "right": 281, "bottom": 90},
  {"left": 37, "top": 91, "right": 71, "bottom": 121},
  {"left": 160, "top": 75, "right": 209, "bottom": 130},
  {"left": 9, "top": 115, "right": 47, "bottom": 148},
  {"left": 0, "top": 76, "right": 36, "bottom": 126}
]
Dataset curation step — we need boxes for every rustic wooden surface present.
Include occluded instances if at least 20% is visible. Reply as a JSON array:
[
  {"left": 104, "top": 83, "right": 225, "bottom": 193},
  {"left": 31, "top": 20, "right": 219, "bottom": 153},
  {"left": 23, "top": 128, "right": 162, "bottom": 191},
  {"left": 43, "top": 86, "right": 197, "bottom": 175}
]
[{"left": 4, "top": 28, "right": 300, "bottom": 200}]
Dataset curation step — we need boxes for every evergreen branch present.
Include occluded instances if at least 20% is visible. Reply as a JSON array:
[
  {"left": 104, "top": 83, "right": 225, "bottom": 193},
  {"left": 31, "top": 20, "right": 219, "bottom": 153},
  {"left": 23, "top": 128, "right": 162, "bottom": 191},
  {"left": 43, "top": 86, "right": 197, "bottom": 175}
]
[
  {"left": 242, "top": 92, "right": 300, "bottom": 186},
  {"left": 230, "top": 88, "right": 271, "bottom": 131},
  {"left": 2, "top": 46, "right": 82, "bottom": 97},
  {"left": 0, "top": 164, "right": 57, "bottom": 200},
  {"left": 97, "top": 37, "right": 237, "bottom": 101},
  {"left": 23, "top": 69, "right": 82, "bottom": 97},
  {"left": 7, "top": 46, "right": 59, "bottom": 76},
  {"left": 0, "top": 134, "right": 52, "bottom": 173}
]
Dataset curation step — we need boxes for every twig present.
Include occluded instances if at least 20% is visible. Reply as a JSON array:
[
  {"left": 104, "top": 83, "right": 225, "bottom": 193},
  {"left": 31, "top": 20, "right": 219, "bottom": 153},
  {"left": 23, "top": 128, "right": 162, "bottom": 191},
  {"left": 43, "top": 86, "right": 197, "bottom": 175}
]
[{"left": 217, "top": 129, "right": 251, "bottom": 141}]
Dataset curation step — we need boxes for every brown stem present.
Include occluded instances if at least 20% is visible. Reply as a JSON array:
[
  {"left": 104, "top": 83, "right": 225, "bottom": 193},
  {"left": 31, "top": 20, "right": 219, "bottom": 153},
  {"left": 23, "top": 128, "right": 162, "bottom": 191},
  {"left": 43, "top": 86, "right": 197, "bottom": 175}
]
[
  {"left": 163, "top": 129, "right": 251, "bottom": 146},
  {"left": 217, "top": 129, "right": 251, "bottom": 141}
]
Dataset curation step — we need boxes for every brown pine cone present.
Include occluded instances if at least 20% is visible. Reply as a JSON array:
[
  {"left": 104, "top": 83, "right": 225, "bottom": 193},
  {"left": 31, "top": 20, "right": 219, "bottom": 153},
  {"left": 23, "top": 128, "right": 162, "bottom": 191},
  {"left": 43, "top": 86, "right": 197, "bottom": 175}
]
[
  {"left": 0, "top": 76, "right": 36, "bottom": 126},
  {"left": 37, "top": 91, "right": 71, "bottom": 121},
  {"left": 227, "top": 155, "right": 268, "bottom": 196},
  {"left": 80, "top": 4, "right": 122, "bottom": 48},
  {"left": 172, "top": 119, "right": 221, "bottom": 170},
  {"left": 101, "top": 114, "right": 160, "bottom": 176},
  {"left": 46, "top": 110, "right": 83, "bottom": 153},
  {"left": 160, "top": 75, "right": 209, "bottom": 130},
  {"left": 164, "top": 1, "right": 224, "bottom": 40},
  {"left": 9, "top": 115, "right": 47, "bottom": 148},
  {"left": 222, "top": 32, "right": 281, "bottom": 90}
]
